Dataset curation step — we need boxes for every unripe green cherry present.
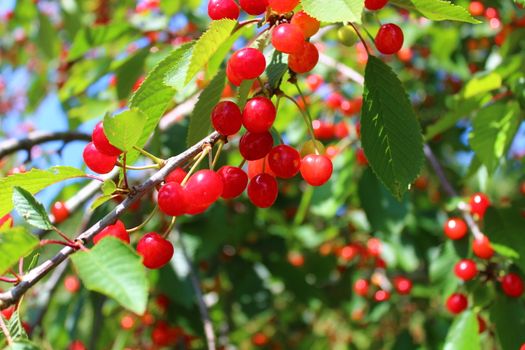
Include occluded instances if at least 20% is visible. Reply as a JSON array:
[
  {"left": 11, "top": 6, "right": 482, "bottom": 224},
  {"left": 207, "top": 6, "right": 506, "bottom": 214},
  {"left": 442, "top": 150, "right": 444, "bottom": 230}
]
[{"left": 337, "top": 26, "right": 359, "bottom": 47}]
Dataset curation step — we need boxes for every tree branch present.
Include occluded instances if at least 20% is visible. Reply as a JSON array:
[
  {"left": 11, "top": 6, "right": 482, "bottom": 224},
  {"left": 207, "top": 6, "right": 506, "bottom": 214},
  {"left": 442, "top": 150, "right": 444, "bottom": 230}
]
[
  {"left": 0, "top": 132, "right": 222, "bottom": 310},
  {"left": 0, "top": 131, "right": 91, "bottom": 160}
]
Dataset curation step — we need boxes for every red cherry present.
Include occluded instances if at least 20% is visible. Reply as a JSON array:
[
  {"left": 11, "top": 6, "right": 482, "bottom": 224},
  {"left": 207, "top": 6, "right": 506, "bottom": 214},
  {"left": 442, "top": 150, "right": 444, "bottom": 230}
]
[
  {"left": 469, "top": 1, "right": 484, "bottom": 16},
  {"left": 267, "top": 145, "right": 301, "bottom": 179},
  {"left": 444, "top": 217, "right": 468, "bottom": 240},
  {"left": 0, "top": 214, "right": 13, "bottom": 228},
  {"left": 93, "top": 220, "right": 130, "bottom": 244},
  {"left": 252, "top": 332, "right": 269, "bottom": 347},
  {"left": 212, "top": 101, "right": 243, "bottom": 136},
  {"left": 208, "top": 0, "right": 240, "bottom": 20},
  {"left": 306, "top": 74, "right": 323, "bottom": 91},
  {"left": 83, "top": 142, "right": 117, "bottom": 174},
  {"left": 242, "top": 97, "right": 276, "bottom": 133},
  {"left": 365, "top": 0, "right": 388, "bottom": 10},
  {"left": 51, "top": 201, "right": 70, "bottom": 224},
  {"left": 300, "top": 154, "right": 333, "bottom": 186},
  {"left": 339, "top": 244, "right": 360, "bottom": 261},
  {"left": 334, "top": 122, "right": 349, "bottom": 139},
  {"left": 472, "top": 235, "right": 494, "bottom": 259},
  {"left": 247, "top": 173, "right": 278, "bottom": 208},
  {"left": 247, "top": 156, "right": 276, "bottom": 179},
  {"left": 374, "top": 290, "right": 390, "bottom": 302},
  {"left": 151, "top": 321, "right": 172, "bottom": 346},
  {"left": 291, "top": 11, "right": 320, "bottom": 38},
  {"left": 477, "top": 315, "right": 486, "bottom": 333},
  {"left": 185, "top": 201, "right": 211, "bottom": 215},
  {"left": 158, "top": 183, "right": 188, "bottom": 216},
  {"left": 64, "top": 275, "right": 81, "bottom": 293},
  {"left": 229, "top": 48, "right": 266, "bottom": 80},
  {"left": 137, "top": 232, "right": 174, "bottom": 269},
  {"left": 271, "top": 23, "right": 305, "bottom": 54},
  {"left": 184, "top": 170, "right": 224, "bottom": 206},
  {"left": 454, "top": 259, "right": 478, "bottom": 281},
  {"left": 501, "top": 272, "right": 524, "bottom": 298},
  {"left": 226, "top": 61, "right": 242, "bottom": 86},
  {"left": 165, "top": 168, "right": 187, "bottom": 184},
  {"left": 312, "top": 120, "right": 335, "bottom": 140},
  {"left": 375, "top": 23, "right": 404, "bottom": 55},
  {"left": 1, "top": 306, "right": 15, "bottom": 320},
  {"left": 217, "top": 166, "right": 248, "bottom": 199},
  {"left": 367, "top": 238, "right": 381, "bottom": 256},
  {"left": 92, "top": 122, "right": 122, "bottom": 157},
  {"left": 446, "top": 293, "right": 468, "bottom": 314},
  {"left": 393, "top": 276, "right": 412, "bottom": 295},
  {"left": 469, "top": 192, "right": 490, "bottom": 218},
  {"left": 239, "top": 131, "right": 274, "bottom": 160},
  {"left": 68, "top": 341, "right": 87, "bottom": 350},
  {"left": 268, "top": 0, "right": 298, "bottom": 13},
  {"left": 288, "top": 42, "right": 319, "bottom": 74},
  {"left": 120, "top": 315, "right": 135, "bottom": 330},
  {"left": 326, "top": 92, "right": 343, "bottom": 109},
  {"left": 354, "top": 278, "right": 369, "bottom": 296},
  {"left": 356, "top": 148, "right": 368, "bottom": 166},
  {"left": 239, "top": 0, "right": 268, "bottom": 15}
]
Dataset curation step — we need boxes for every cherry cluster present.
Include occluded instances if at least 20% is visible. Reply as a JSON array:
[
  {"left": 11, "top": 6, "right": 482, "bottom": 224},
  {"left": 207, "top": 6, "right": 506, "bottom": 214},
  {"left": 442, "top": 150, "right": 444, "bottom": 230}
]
[{"left": 82, "top": 122, "right": 122, "bottom": 174}]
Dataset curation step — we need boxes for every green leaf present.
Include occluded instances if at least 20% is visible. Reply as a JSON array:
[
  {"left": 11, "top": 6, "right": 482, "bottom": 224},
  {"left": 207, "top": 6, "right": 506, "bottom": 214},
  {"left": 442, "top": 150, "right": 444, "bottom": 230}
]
[
  {"left": 90, "top": 195, "right": 116, "bottom": 211},
  {"left": 266, "top": 51, "right": 288, "bottom": 90},
  {"left": 302, "top": 0, "right": 364, "bottom": 24},
  {"left": 103, "top": 109, "right": 147, "bottom": 152},
  {"left": 115, "top": 48, "right": 149, "bottom": 100},
  {"left": 491, "top": 295, "right": 525, "bottom": 350},
  {"left": 469, "top": 102, "right": 520, "bottom": 173},
  {"left": 37, "top": 12, "right": 58, "bottom": 59},
  {"left": 68, "top": 23, "right": 133, "bottom": 61},
  {"left": 237, "top": 79, "right": 253, "bottom": 110},
  {"left": 12, "top": 187, "right": 52, "bottom": 230},
  {"left": 361, "top": 56, "right": 424, "bottom": 199},
  {"left": 515, "top": 0, "right": 525, "bottom": 6},
  {"left": 0, "top": 227, "right": 39, "bottom": 275},
  {"left": 6, "top": 341, "right": 40, "bottom": 350},
  {"left": 186, "top": 70, "right": 226, "bottom": 147},
  {"left": 0, "top": 167, "right": 85, "bottom": 218},
  {"left": 128, "top": 42, "right": 194, "bottom": 163},
  {"left": 101, "top": 180, "right": 117, "bottom": 196},
  {"left": 461, "top": 73, "right": 502, "bottom": 99},
  {"left": 390, "top": 0, "right": 481, "bottom": 23},
  {"left": 71, "top": 237, "right": 148, "bottom": 314},
  {"left": 183, "top": 19, "right": 237, "bottom": 85},
  {"left": 7, "top": 309, "right": 28, "bottom": 341},
  {"left": 443, "top": 310, "right": 481, "bottom": 350}
]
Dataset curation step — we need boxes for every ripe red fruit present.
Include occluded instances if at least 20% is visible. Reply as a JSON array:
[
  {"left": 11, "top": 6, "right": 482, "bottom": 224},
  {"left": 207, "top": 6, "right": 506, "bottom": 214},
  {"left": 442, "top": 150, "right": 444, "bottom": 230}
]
[
  {"left": 356, "top": 148, "right": 368, "bottom": 166},
  {"left": 51, "top": 201, "right": 70, "bottom": 224},
  {"left": 64, "top": 275, "right": 81, "bottom": 293},
  {"left": 247, "top": 173, "right": 278, "bottom": 208},
  {"left": 120, "top": 314, "right": 135, "bottom": 330},
  {"left": 312, "top": 120, "right": 335, "bottom": 140},
  {"left": 291, "top": 11, "right": 320, "bottom": 38},
  {"left": 326, "top": 92, "right": 343, "bottom": 109},
  {"left": 393, "top": 276, "right": 412, "bottom": 295},
  {"left": 165, "top": 168, "right": 187, "bottom": 184},
  {"left": 454, "top": 259, "right": 478, "bottom": 281},
  {"left": 0, "top": 214, "right": 13, "bottom": 228},
  {"left": 477, "top": 315, "right": 486, "bottom": 333},
  {"left": 158, "top": 183, "right": 188, "bottom": 216},
  {"left": 271, "top": 23, "right": 305, "bottom": 54},
  {"left": 501, "top": 272, "right": 524, "bottom": 298},
  {"left": 239, "top": 0, "right": 268, "bottom": 15},
  {"left": 92, "top": 122, "right": 122, "bottom": 157},
  {"left": 365, "top": 0, "right": 388, "bottom": 10},
  {"left": 83, "top": 142, "right": 117, "bottom": 174},
  {"left": 217, "top": 166, "right": 248, "bottom": 199},
  {"left": 374, "top": 290, "right": 390, "bottom": 302},
  {"left": 469, "top": 192, "right": 490, "bottom": 218},
  {"left": 185, "top": 201, "right": 211, "bottom": 215},
  {"left": 353, "top": 279, "right": 369, "bottom": 296},
  {"left": 137, "top": 232, "right": 174, "bottom": 269},
  {"left": 68, "top": 340, "right": 87, "bottom": 350},
  {"left": 151, "top": 321, "right": 172, "bottom": 346},
  {"left": 469, "top": 1, "right": 484, "bottom": 16},
  {"left": 268, "top": 0, "right": 298, "bottom": 13},
  {"left": 267, "top": 145, "right": 301, "bottom": 179},
  {"left": 339, "top": 244, "right": 360, "bottom": 261},
  {"left": 444, "top": 217, "right": 468, "bottom": 240},
  {"left": 306, "top": 74, "right": 323, "bottom": 91},
  {"left": 367, "top": 238, "right": 381, "bottom": 257},
  {"left": 446, "top": 293, "right": 468, "bottom": 314},
  {"left": 208, "top": 0, "right": 240, "bottom": 20},
  {"left": 252, "top": 332, "right": 269, "bottom": 346},
  {"left": 239, "top": 131, "right": 274, "bottom": 160},
  {"left": 288, "top": 42, "right": 319, "bottom": 74},
  {"left": 300, "top": 154, "right": 333, "bottom": 186},
  {"left": 375, "top": 23, "right": 404, "bottom": 55},
  {"left": 184, "top": 170, "right": 224, "bottom": 206},
  {"left": 247, "top": 156, "right": 276, "bottom": 179},
  {"left": 472, "top": 235, "right": 494, "bottom": 260},
  {"left": 211, "top": 101, "right": 243, "bottom": 136},
  {"left": 242, "top": 97, "right": 276, "bottom": 133},
  {"left": 226, "top": 61, "right": 242, "bottom": 86},
  {"left": 93, "top": 220, "right": 130, "bottom": 244},
  {"left": 228, "top": 48, "right": 266, "bottom": 80},
  {"left": 1, "top": 306, "right": 15, "bottom": 320}
]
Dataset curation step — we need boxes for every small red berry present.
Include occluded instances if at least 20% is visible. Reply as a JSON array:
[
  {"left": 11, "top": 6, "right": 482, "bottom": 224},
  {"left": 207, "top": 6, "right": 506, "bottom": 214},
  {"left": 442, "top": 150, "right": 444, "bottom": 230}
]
[
  {"left": 469, "top": 192, "right": 490, "bottom": 218},
  {"left": 454, "top": 259, "right": 478, "bottom": 281},
  {"left": 477, "top": 315, "right": 487, "bottom": 333},
  {"left": 300, "top": 154, "right": 333, "bottom": 186},
  {"left": 212, "top": 101, "right": 243, "bottom": 136},
  {"left": 229, "top": 48, "right": 266, "bottom": 81},
  {"left": 93, "top": 220, "right": 130, "bottom": 244},
  {"left": 288, "top": 42, "right": 319, "bottom": 74},
  {"left": 1, "top": 306, "right": 15, "bottom": 320},
  {"left": 353, "top": 278, "right": 369, "bottom": 296},
  {"left": 64, "top": 275, "right": 81, "bottom": 293},
  {"left": 472, "top": 235, "right": 494, "bottom": 259},
  {"left": 291, "top": 11, "right": 320, "bottom": 38},
  {"left": 137, "top": 232, "right": 174, "bottom": 269},
  {"left": 208, "top": 0, "right": 240, "bottom": 20},
  {"left": 120, "top": 314, "right": 135, "bottom": 330},
  {"left": 374, "top": 290, "right": 390, "bottom": 302},
  {"left": 252, "top": 332, "right": 269, "bottom": 346},
  {"left": 51, "top": 201, "right": 70, "bottom": 224},
  {"left": 444, "top": 218, "right": 468, "bottom": 240},
  {"left": 184, "top": 170, "right": 224, "bottom": 206},
  {"left": 165, "top": 168, "right": 187, "bottom": 184},
  {"left": 267, "top": 145, "right": 301, "bottom": 179},
  {"left": 83, "top": 142, "right": 117, "bottom": 174},
  {"left": 393, "top": 276, "right": 412, "bottom": 295},
  {"left": 247, "top": 173, "right": 278, "bottom": 208},
  {"left": 365, "top": 0, "right": 388, "bottom": 11},
  {"left": 217, "top": 166, "right": 248, "bottom": 199},
  {"left": 268, "top": 0, "right": 298, "bottom": 13},
  {"left": 375, "top": 23, "right": 404, "bottom": 55},
  {"left": 306, "top": 74, "right": 323, "bottom": 91},
  {"left": 312, "top": 120, "right": 335, "bottom": 140},
  {"left": 239, "top": 131, "right": 274, "bottom": 160},
  {"left": 501, "top": 272, "right": 524, "bottom": 298},
  {"left": 271, "top": 23, "right": 305, "bottom": 54},
  {"left": 158, "top": 183, "right": 188, "bottom": 216},
  {"left": 92, "top": 122, "right": 122, "bottom": 157},
  {"left": 326, "top": 92, "right": 343, "bottom": 110},
  {"left": 226, "top": 61, "right": 242, "bottom": 86},
  {"left": 242, "top": 97, "right": 276, "bottom": 133},
  {"left": 239, "top": 0, "right": 268, "bottom": 15},
  {"left": 469, "top": 1, "right": 484, "bottom": 16},
  {"left": 446, "top": 293, "right": 468, "bottom": 314},
  {"left": 68, "top": 341, "right": 87, "bottom": 350}
]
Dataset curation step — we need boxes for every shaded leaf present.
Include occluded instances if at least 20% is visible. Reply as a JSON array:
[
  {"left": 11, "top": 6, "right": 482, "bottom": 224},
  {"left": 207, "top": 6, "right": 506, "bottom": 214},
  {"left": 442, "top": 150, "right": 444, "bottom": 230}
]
[
  {"left": 12, "top": 187, "right": 52, "bottom": 230},
  {"left": 0, "top": 227, "right": 39, "bottom": 275}
]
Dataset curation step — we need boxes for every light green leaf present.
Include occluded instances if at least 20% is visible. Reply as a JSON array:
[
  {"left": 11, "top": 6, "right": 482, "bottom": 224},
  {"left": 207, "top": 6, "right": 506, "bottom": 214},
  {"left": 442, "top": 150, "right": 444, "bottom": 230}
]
[
  {"left": 490, "top": 295, "right": 525, "bottom": 350},
  {"left": 12, "top": 187, "right": 52, "bottom": 230},
  {"left": 302, "top": 0, "right": 364, "bottom": 24},
  {"left": 71, "top": 237, "right": 148, "bottom": 314},
  {"left": 101, "top": 180, "right": 117, "bottom": 196},
  {"left": 361, "top": 56, "right": 424, "bottom": 199},
  {"left": 162, "top": 43, "right": 195, "bottom": 90},
  {"left": 90, "top": 195, "right": 116, "bottom": 211},
  {"left": 0, "top": 227, "right": 39, "bottom": 275},
  {"left": 184, "top": 19, "right": 237, "bottom": 85},
  {"left": 103, "top": 109, "right": 147, "bottom": 151},
  {"left": 7, "top": 309, "right": 28, "bottom": 341},
  {"left": 390, "top": 0, "right": 481, "bottom": 23},
  {"left": 237, "top": 79, "right": 253, "bottom": 110},
  {"left": 469, "top": 102, "right": 520, "bottom": 173},
  {"left": 462, "top": 73, "right": 502, "bottom": 99},
  {"left": 186, "top": 70, "right": 226, "bottom": 147},
  {"left": 68, "top": 23, "right": 133, "bottom": 61},
  {"left": 0, "top": 167, "right": 85, "bottom": 218},
  {"left": 443, "top": 311, "right": 481, "bottom": 350},
  {"left": 37, "top": 12, "right": 58, "bottom": 59}
]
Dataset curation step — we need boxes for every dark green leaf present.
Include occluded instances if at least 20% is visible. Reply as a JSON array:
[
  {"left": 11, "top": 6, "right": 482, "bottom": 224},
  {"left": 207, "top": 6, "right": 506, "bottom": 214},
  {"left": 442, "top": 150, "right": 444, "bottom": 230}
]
[
  {"left": 490, "top": 295, "right": 525, "bottom": 350},
  {"left": 68, "top": 24, "right": 133, "bottom": 61}
]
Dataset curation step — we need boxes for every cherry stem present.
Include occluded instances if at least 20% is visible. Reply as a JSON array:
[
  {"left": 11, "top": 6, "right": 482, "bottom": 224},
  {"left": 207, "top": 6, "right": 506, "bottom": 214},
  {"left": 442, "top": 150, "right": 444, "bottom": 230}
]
[
  {"left": 349, "top": 22, "right": 371, "bottom": 56},
  {"left": 127, "top": 206, "right": 159, "bottom": 234},
  {"left": 132, "top": 146, "right": 165, "bottom": 165},
  {"left": 211, "top": 140, "right": 225, "bottom": 170},
  {"left": 283, "top": 94, "right": 320, "bottom": 154},
  {"left": 39, "top": 239, "right": 80, "bottom": 249},
  {"left": 238, "top": 158, "right": 247, "bottom": 169},
  {"left": 234, "top": 18, "right": 261, "bottom": 33},
  {"left": 121, "top": 154, "right": 130, "bottom": 190},
  {"left": 162, "top": 217, "right": 177, "bottom": 239},
  {"left": 181, "top": 146, "right": 212, "bottom": 186},
  {"left": 0, "top": 276, "right": 18, "bottom": 284},
  {"left": 116, "top": 162, "right": 160, "bottom": 170},
  {"left": 52, "top": 226, "right": 75, "bottom": 244},
  {"left": 7, "top": 269, "right": 22, "bottom": 283}
]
